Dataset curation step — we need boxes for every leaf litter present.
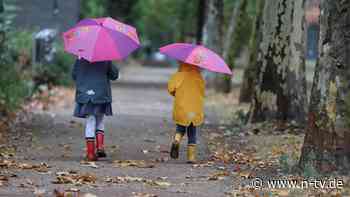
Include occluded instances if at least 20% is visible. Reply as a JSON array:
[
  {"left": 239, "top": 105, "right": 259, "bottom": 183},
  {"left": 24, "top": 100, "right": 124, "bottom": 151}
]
[
  {"left": 52, "top": 171, "right": 97, "bottom": 185},
  {"left": 105, "top": 176, "right": 171, "bottom": 188},
  {"left": 112, "top": 160, "right": 155, "bottom": 168}
]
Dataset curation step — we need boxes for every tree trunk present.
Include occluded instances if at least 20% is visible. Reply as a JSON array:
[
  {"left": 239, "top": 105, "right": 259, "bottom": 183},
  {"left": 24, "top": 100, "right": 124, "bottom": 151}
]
[
  {"left": 216, "top": 0, "right": 248, "bottom": 94},
  {"left": 201, "top": 0, "right": 223, "bottom": 54},
  {"left": 0, "top": 0, "right": 4, "bottom": 49},
  {"left": 248, "top": 0, "right": 307, "bottom": 124},
  {"left": 239, "top": 0, "right": 265, "bottom": 103},
  {"left": 287, "top": 0, "right": 307, "bottom": 124},
  {"left": 299, "top": 0, "right": 350, "bottom": 172},
  {"left": 196, "top": 0, "right": 206, "bottom": 44},
  {"left": 201, "top": 0, "right": 224, "bottom": 88},
  {"left": 222, "top": 0, "right": 242, "bottom": 61}
]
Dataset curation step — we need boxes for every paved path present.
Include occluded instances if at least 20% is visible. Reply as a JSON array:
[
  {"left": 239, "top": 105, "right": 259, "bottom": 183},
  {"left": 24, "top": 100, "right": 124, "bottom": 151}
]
[{"left": 0, "top": 65, "right": 234, "bottom": 197}]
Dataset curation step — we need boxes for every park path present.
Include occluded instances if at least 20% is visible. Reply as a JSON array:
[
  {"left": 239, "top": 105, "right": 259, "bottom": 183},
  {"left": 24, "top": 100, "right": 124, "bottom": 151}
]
[{"left": 0, "top": 65, "right": 235, "bottom": 197}]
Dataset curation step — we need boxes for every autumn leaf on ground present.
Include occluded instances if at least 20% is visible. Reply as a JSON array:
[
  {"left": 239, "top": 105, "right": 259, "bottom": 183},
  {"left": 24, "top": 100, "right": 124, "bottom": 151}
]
[
  {"left": 83, "top": 193, "right": 98, "bottom": 197},
  {"left": 34, "top": 187, "right": 46, "bottom": 197},
  {"left": 18, "top": 162, "right": 50, "bottom": 173},
  {"left": 52, "top": 171, "right": 97, "bottom": 185},
  {"left": 80, "top": 161, "right": 99, "bottom": 168},
  {"left": 0, "top": 147, "right": 15, "bottom": 158},
  {"left": 0, "top": 175, "right": 8, "bottom": 186},
  {"left": 208, "top": 171, "right": 230, "bottom": 181},
  {"left": 145, "top": 180, "right": 171, "bottom": 188},
  {"left": 132, "top": 192, "right": 157, "bottom": 197},
  {"left": 0, "top": 160, "right": 17, "bottom": 168},
  {"left": 192, "top": 161, "right": 214, "bottom": 168},
  {"left": 238, "top": 171, "right": 254, "bottom": 179},
  {"left": 112, "top": 160, "right": 155, "bottom": 168},
  {"left": 105, "top": 176, "right": 171, "bottom": 188},
  {"left": 105, "top": 176, "right": 144, "bottom": 184},
  {"left": 54, "top": 188, "right": 81, "bottom": 197}
]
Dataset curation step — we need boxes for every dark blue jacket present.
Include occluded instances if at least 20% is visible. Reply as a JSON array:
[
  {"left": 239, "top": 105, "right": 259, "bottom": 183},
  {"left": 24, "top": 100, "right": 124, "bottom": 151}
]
[{"left": 72, "top": 59, "right": 119, "bottom": 104}]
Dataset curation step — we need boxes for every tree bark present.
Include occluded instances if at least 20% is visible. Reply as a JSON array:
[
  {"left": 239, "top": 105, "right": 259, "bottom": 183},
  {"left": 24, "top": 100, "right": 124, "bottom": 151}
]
[
  {"left": 222, "top": 0, "right": 242, "bottom": 61},
  {"left": 0, "top": 0, "right": 4, "bottom": 49},
  {"left": 201, "top": 0, "right": 223, "bottom": 54},
  {"left": 216, "top": 0, "right": 247, "bottom": 93},
  {"left": 248, "top": 0, "right": 307, "bottom": 124},
  {"left": 196, "top": 0, "right": 206, "bottom": 44},
  {"left": 201, "top": 0, "right": 224, "bottom": 88},
  {"left": 299, "top": 0, "right": 350, "bottom": 172},
  {"left": 239, "top": 0, "right": 265, "bottom": 103}
]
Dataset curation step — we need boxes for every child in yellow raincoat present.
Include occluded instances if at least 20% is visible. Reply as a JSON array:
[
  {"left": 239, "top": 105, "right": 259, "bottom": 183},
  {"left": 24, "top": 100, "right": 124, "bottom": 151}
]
[{"left": 168, "top": 62, "right": 205, "bottom": 163}]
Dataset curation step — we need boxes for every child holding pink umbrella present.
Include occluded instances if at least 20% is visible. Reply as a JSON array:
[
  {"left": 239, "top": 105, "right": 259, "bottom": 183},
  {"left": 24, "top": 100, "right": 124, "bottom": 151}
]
[
  {"left": 160, "top": 43, "right": 232, "bottom": 163},
  {"left": 63, "top": 17, "right": 140, "bottom": 161}
]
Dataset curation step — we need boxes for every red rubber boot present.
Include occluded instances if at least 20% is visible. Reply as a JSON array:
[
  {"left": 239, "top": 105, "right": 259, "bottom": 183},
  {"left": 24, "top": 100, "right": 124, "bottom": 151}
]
[
  {"left": 96, "top": 130, "right": 107, "bottom": 158},
  {"left": 86, "top": 138, "right": 97, "bottom": 161}
]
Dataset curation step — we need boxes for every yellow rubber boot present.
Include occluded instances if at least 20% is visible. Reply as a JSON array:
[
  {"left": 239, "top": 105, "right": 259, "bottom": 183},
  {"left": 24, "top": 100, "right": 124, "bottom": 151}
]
[
  {"left": 187, "top": 144, "right": 197, "bottom": 164},
  {"left": 170, "top": 133, "right": 183, "bottom": 159}
]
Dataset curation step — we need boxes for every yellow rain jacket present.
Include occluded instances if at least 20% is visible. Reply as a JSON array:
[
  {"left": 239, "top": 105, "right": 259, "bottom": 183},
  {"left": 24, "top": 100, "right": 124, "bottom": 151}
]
[{"left": 168, "top": 63, "right": 205, "bottom": 126}]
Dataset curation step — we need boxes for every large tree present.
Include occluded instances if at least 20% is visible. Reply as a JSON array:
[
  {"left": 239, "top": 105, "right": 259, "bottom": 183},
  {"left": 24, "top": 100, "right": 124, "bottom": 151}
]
[
  {"left": 239, "top": 0, "right": 264, "bottom": 102},
  {"left": 201, "top": 0, "right": 224, "bottom": 88},
  {"left": 248, "top": 0, "right": 307, "bottom": 124},
  {"left": 196, "top": 0, "right": 206, "bottom": 44},
  {"left": 201, "top": 0, "right": 223, "bottom": 55},
  {"left": 218, "top": 0, "right": 249, "bottom": 93},
  {"left": 299, "top": 0, "right": 350, "bottom": 172}
]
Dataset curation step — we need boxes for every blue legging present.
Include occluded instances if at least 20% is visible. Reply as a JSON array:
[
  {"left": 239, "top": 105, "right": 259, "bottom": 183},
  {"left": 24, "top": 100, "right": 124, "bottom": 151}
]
[{"left": 176, "top": 123, "right": 196, "bottom": 144}]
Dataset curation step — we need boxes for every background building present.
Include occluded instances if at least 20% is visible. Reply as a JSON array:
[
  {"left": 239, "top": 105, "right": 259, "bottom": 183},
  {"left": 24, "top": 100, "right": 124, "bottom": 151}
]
[{"left": 10, "top": 0, "right": 80, "bottom": 32}]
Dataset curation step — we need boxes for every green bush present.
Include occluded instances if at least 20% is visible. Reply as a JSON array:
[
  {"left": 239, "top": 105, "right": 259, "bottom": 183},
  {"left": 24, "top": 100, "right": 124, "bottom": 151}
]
[
  {"left": 0, "top": 56, "right": 32, "bottom": 112},
  {"left": 80, "top": 0, "right": 107, "bottom": 18},
  {"left": 7, "top": 30, "right": 34, "bottom": 67},
  {"left": 0, "top": 29, "right": 75, "bottom": 113}
]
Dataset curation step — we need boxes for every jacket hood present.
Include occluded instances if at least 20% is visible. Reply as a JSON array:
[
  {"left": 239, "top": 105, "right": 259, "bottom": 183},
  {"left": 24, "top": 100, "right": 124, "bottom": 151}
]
[{"left": 178, "top": 62, "right": 200, "bottom": 73}]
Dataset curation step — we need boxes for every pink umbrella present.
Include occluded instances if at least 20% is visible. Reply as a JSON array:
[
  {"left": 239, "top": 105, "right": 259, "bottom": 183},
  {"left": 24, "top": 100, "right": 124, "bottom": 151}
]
[
  {"left": 159, "top": 43, "right": 232, "bottom": 75},
  {"left": 63, "top": 17, "right": 140, "bottom": 62}
]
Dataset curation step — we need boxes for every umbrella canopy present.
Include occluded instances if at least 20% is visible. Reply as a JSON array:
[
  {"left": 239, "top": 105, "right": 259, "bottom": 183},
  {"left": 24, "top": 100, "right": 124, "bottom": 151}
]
[
  {"left": 63, "top": 17, "right": 140, "bottom": 62},
  {"left": 159, "top": 43, "right": 232, "bottom": 75}
]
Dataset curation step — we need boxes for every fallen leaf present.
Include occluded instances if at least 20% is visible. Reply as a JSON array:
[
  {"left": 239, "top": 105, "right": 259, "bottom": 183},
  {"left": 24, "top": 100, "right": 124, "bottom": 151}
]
[
  {"left": 147, "top": 180, "right": 171, "bottom": 188},
  {"left": 192, "top": 161, "right": 214, "bottom": 168},
  {"left": 272, "top": 190, "right": 289, "bottom": 196},
  {"left": 80, "top": 161, "right": 99, "bottom": 168},
  {"left": 83, "top": 193, "right": 98, "bottom": 197},
  {"left": 0, "top": 175, "right": 8, "bottom": 186},
  {"left": 238, "top": 171, "right": 252, "bottom": 179},
  {"left": 105, "top": 176, "right": 171, "bottom": 188},
  {"left": 113, "top": 160, "right": 154, "bottom": 168},
  {"left": 0, "top": 175, "right": 8, "bottom": 181},
  {"left": 208, "top": 171, "right": 230, "bottom": 181},
  {"left": 132, "top": 192, "right": 157, "bottom": 197},
  {"left": 34, "top": 187, "right": 46, "bottom": 197},
  {"left": 52, "top": 171, "right": 97, "bottom": 185}
]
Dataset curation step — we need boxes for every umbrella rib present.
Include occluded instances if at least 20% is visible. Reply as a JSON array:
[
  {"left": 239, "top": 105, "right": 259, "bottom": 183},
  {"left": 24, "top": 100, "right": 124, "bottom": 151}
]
[{"left": 90, "top": 27, "right": 103, "bottom": 61}]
